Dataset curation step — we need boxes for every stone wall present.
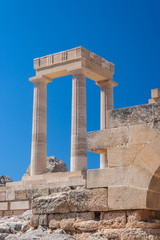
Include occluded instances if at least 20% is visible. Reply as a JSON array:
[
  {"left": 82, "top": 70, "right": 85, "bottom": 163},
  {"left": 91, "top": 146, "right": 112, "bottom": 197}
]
[
  {"left": 87, "top": 103, "right": 160, "bottom": 211},
  {"left": 0, "top": 186, "right": 84, "bottom": 217},
  {"left": 31, "top": 187, "right": 160, "bottom": 239}
]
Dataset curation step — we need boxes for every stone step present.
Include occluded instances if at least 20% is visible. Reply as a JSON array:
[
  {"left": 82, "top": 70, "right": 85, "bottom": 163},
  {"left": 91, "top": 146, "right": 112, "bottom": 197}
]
[
  {"left": 22, "top": 171, "right": 85, "bottom": 182},
  {"left": 5, "top": 175, "right": 86, "bottom": 191}
]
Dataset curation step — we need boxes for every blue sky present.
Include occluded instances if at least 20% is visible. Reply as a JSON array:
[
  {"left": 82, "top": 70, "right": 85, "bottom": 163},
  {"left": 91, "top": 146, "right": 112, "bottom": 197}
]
[{"left": 0, "top": 0, "right": 160, "bottom": 181}]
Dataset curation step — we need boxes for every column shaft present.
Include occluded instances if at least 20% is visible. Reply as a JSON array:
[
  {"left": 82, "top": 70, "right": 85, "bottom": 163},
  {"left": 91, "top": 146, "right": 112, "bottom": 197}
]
[
  {"left": 70, "top": 72, "right": 87, "bottom": 173},
  {"left": 30, "top": 79, "right": 47, "bottom": 176},
  {"left": 100, "top": 83, "right": 114, "bottom": 169}
]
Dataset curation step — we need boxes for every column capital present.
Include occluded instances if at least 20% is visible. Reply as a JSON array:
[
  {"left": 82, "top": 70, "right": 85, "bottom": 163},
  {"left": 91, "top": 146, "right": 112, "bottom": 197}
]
[
  {"left": 96, "top": 79, "right": 118, "bottom": 87},
  {"left": 72, "top": 69, "right": 86, "bottom": 77},
  {"left": 29, "top": 75, "right": 52, "bottom": 84}
]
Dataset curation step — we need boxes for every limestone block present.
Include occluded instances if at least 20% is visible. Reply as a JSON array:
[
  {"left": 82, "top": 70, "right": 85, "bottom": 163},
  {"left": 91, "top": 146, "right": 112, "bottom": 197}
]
[
  {"left": 146, "top": 191, "right": 160, "bottom": 210},
  {"left": 0, "top": 192, "right": 6, "bottom": 201},
  {"left": 60, "top": 219, "right": 75, "bottom": 231},
  {"left": 39, "top": 214, "right": 48, "bottom": 226},
  {"left": 108, "top": 187, "right": 147, "bottom": 210},
  {"left": 32, "top": 188, "right": 108, "bottom": 214},
  {"left": 133, "top": 144, "right": 160, "bottom": 175},
  {"left": 48, "top": 212, "right": 95, "bottom": 222},
  {"left": 108, "top": 167, "right": 129, "bottom": 187},
  {"left": 15, "top": 190, "right": 27, "bottom": 200},
  {"left": 127, "top": 164, "right": 152, "bottom": 189},
  {"left": 10, "top": 201, "right": 30, "bottom": 210},
  {"left": 150, "top": 135, "right": 160, "bottom": 157},
  {"left": 32, "top": 192, "right": 70, "bottom": 214},
  {"left": 87, "top": 169, "right": 109, "bottom": 188},
  {"left": 151, "top": 88, "right": 160, "bottom": 99},
  {"left": 87, "top": 167, "right": 129, "bottom": 189},
  {"left": 100, "top": 211, "right": 126, "bottom": 228},
  {"left": 31, "top": 214, "right": 39, "bottom": 227},
  {"left": 15, "top": 188, "right": 49, "bottom": 200},
  {"left": 22, "top": 170, "right": 84, "bottom": 181},
  {"left": 76, "top": 212, "right": 95, "bottom": 221},
  {"left": 74, "top": 220, "right": 99, "bottom": 232},
  {"left": 49, "top": 219, "right": 60, "bottom": 229},
  {"left": 49, "top": 186, "right": 72, "bottom": 194},
  {"left": 88, "top": 126, "right": 129, "bottom": 153},
  {"left": 105, "top": 103, "right": 160, "bottom": 128},
  {"left": 108, "top": 144, "right": 144, "bottom": 167},
  {"left": 6, "top": 190, "right": 15, "bottom": 201},
  {"left": 68, "top": 188, "right": 108, "bottom": 212},
  {"left": 127, "top": 210, "right": 149, "bottom": 221},
  {"left": 0, "top": 202, "right": 8, "bottom": 210},
  {"left": 129, "top": 124, "right": 157, "bottom": 145},
  {"left": 31, "top": 214, "right": 48, "bottom": 227},
  {"left": 126, "top": 210, "right": 158, "bottom": 228}
]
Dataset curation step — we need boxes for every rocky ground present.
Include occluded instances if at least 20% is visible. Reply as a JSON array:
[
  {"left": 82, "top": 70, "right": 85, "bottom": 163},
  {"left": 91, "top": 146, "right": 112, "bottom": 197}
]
[
  {"left": 25, "top": 156, "right": 68, "bottom": 176},
  {"left": 0, "top": 176, "right": 12, "bottom": 187},
  {"left": 0, "top": 210, "right": 160, "bottom": 240},
  {"left": 0, "top": 210, "right": 75, "bottom": 240}
]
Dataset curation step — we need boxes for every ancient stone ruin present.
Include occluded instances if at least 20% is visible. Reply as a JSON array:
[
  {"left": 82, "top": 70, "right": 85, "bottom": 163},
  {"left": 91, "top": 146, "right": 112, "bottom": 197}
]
[{"left": 1, "top": 47, "right": 160, "bottom": 239}]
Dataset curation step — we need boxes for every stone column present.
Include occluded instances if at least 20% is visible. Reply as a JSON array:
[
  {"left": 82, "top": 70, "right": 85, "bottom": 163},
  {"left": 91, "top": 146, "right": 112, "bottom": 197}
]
[
  {"left": 70, "top": 71, "right": 87, "bottom": 173},
  {"left": 97, "top": 80, "right": 117, "bottom": 169},
  {"left": 29, "top": 76, "right": 51, "bottom": 176}
]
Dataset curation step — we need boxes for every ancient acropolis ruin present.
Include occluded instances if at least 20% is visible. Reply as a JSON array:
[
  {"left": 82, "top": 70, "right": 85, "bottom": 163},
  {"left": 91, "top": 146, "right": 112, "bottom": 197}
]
[
  {"left": 29, "top": 46, "right": 117, "bottom": 176},
  {"left": 1, "top": 47, "right": 160, "bottom": 239}
]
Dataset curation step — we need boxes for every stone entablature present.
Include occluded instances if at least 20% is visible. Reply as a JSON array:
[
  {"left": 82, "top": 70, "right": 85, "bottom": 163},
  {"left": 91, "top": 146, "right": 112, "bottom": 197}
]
[{"left": 34, "top": 47, "right": 114, "bottom": 81}]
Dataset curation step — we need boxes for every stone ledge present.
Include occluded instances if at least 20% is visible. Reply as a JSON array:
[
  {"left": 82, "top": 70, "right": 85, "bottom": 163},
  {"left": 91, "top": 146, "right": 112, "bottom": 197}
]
[
  {"left": 34, "top": 46, "right": 114, "bottom": 74},
  {"left": 105, "top": 103, "right": 160, "bottom": 129}
]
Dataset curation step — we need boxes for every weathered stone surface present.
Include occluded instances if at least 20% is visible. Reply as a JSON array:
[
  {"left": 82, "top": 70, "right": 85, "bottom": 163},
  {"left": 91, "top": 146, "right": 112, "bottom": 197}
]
[
  {"left": 10, "top": 201, "right": 30, "bottom": 210},
  {"left": 32, "top": 188, "right": 108, "bottom": 215},
  {"left": 6, "top": 190, "right": 15, "bottom": 201},
  {"left": 0, "top": 192, "right": 6, "bottom": 202},
  {"left": 129, "top": 124, "right": 157, "bottom": 145},
  {"left": 88, "top": 126, "right": 129, "bottom": 153},
  {"left": 48, "top": 212, "right": 95, "bottom": 222},
  {"left": 133, "top": 144, "right": 160, "bottom": 175},
  {"left": 87, "top": 169, "right": 109, "bottom": 188},
  {"left": 60, "top": 219, "right": 75, "bottom": 231},
  {"left": 49, "top": 219, "right": 60, "bottom": 229},
  {"left": 26, "top": 156, "right": 68, "bottom": 176},
  {"left": 87, "top": 167, "right": 129, "bottom": 189},
  {"left": 87, "top": 102, "right": 160, "bottom": 211},
  {"left": 105, "top": 103, "right": 160, "bottom": 128},
  {"left": 31, "top": 214, "right": 48, "bottom": 227},
  {"left": 108, "top": 144, "right": 144, "bottom": 167},
  {"left": 1, "top": 209, "right": 160, "bottom": 239},
  {"left": 108, "top": 187, "right": 147, "bottom": 210},
  {"left": 15, "top": 188, "right": 49, "bottom": 200},
  {"left": 74, "top": 220, "right": 98, "bottom": 232},
  {"left": 0, "top": 202, "right": 8, "bottom": 211},
  {"left": 0, "top": 176, "right": 12, "bottom": 187},
  {"left": 68, "top": 188, "right": 108, "bottom": 212},
  {"left": 33, "top": 192, "right": 69, "bottom": 214},
  {"left": 100, "top": 211, "right": 126, "bottom": 228},
  {"left": 49, "top": 186, "right": 73, "bottom": 194},
  {"left": 0, "top": 233, "right": 8, "bottom": 239}
]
